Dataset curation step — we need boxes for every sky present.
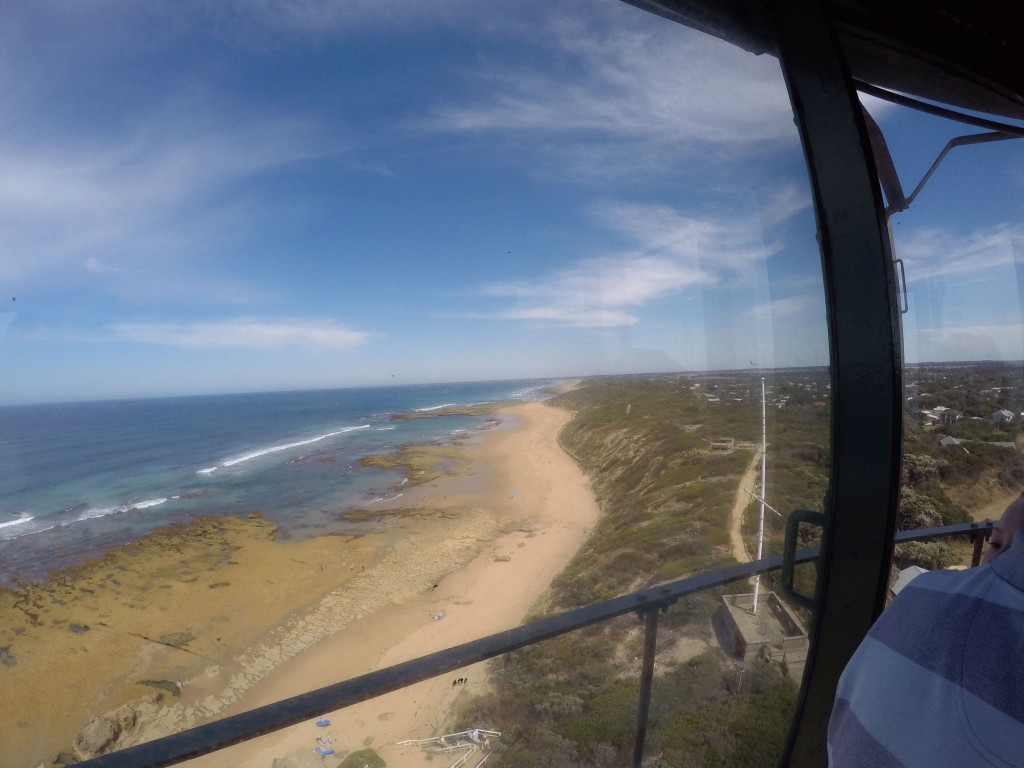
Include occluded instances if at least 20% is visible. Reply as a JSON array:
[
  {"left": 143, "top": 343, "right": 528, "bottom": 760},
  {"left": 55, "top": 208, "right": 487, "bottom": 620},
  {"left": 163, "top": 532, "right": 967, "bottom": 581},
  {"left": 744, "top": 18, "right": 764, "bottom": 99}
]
[{"left": 0, "top": 0, "right": 1022, "bottom": 404}]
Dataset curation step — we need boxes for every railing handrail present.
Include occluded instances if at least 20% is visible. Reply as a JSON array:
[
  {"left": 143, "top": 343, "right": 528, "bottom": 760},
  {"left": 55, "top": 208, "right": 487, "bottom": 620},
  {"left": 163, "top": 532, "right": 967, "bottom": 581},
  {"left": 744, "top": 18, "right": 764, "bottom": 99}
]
[{"left": 76, "top": 520, "right": 991, "bottom": 768}]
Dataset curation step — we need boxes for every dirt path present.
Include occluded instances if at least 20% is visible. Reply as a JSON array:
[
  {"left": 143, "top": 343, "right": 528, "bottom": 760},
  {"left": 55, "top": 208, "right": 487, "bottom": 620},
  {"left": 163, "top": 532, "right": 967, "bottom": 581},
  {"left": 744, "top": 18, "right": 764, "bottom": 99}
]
[
  {"left": 729, "top": 447, "right": 762, "bottom": 563},
  {"left": 970, "top": 490, "right": 1016, "bottom": 522}
]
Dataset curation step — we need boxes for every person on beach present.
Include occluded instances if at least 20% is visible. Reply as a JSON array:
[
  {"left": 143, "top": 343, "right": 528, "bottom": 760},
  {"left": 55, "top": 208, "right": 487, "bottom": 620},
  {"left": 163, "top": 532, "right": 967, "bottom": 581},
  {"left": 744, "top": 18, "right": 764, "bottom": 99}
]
[{"left": 827, "top": 495, "right": 1024, "bottom": 766}]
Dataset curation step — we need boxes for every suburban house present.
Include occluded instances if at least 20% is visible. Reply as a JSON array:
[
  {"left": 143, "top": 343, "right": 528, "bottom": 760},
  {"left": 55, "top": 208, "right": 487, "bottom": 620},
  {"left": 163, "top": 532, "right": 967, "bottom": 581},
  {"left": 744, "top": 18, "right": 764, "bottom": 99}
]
[
  {"left": 933, "top": 406, "right": 961, "bottom": 425},
  {"left": 992, "top": 409, "right": 1016, "bottom": 425}
]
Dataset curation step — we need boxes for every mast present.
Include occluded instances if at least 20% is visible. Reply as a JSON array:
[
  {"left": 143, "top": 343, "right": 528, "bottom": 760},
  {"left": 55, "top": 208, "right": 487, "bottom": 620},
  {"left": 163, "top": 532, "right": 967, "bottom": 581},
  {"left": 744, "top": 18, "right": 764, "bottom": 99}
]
[{"left": 753, "top": 376, "right": 766, "bottom": 613}]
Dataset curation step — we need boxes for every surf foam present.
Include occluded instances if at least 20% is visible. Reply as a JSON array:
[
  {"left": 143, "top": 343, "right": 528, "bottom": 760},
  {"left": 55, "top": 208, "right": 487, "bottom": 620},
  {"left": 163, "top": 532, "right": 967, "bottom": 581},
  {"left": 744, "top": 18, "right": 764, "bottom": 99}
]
[{"left": 199, "top": 425, "right": 371, "bottom": 473}]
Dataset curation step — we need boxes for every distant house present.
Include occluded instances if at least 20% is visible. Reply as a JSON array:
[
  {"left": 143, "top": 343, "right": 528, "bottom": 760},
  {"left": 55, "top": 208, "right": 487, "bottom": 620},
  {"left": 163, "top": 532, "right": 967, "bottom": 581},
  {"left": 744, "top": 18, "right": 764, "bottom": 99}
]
[
  {"left": 992, "top": 409, "right": 1015, "bottom": 425},
  {"left": 939, "top": 435, "right": 965, "bottom": 447},
  {"left": 938, "top": 408, "right": 961, "bottom": 425},
  {"left": 912, "top": 410, "right": 938, "bottom": 426}
]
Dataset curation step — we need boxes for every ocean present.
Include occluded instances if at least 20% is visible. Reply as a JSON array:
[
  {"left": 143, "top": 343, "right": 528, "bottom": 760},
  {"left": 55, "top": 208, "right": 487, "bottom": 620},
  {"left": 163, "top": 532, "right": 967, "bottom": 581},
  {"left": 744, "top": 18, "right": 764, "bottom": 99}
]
[{"left": 0, "top": 378, "right": 557, "bottom": 586}]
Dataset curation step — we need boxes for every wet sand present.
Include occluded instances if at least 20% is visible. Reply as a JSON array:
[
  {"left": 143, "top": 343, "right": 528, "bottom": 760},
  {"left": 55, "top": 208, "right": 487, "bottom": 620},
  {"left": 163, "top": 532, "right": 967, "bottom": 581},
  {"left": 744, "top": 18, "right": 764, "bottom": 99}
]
[{"left": 1, "top": 393, "right": 599, "bottom": 767}]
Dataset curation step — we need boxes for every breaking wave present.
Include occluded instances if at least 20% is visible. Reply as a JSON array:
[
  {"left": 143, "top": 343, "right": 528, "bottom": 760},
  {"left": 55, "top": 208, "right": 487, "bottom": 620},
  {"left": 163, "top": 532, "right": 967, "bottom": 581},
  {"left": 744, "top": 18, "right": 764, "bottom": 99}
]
[{"left": 199, "top": 425, "right": 370, "bottom": 474}]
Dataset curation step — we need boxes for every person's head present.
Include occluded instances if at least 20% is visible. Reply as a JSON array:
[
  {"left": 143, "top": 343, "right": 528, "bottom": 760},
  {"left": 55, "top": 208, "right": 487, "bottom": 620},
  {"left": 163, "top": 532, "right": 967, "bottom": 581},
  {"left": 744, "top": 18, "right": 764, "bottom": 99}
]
[{"left": 981, "top": 494, "right": 1024, "bottom": 565}]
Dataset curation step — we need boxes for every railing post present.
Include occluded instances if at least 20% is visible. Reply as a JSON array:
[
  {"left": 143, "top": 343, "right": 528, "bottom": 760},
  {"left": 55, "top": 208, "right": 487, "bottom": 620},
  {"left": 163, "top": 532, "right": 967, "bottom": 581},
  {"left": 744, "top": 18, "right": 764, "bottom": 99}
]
[
  {"left": 971, "top": 529, "right": 990, "bottom": 567},
  {"left": 632, "top": 607, "right": 659, "bottom": 768}
]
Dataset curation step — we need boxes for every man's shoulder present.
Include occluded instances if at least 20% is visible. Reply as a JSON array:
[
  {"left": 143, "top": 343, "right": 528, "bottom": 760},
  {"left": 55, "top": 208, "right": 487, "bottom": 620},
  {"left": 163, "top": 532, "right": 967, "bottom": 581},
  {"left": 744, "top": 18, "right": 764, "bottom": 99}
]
[{"left": 894, "top": 562, "right": 992, "bottom": 600}]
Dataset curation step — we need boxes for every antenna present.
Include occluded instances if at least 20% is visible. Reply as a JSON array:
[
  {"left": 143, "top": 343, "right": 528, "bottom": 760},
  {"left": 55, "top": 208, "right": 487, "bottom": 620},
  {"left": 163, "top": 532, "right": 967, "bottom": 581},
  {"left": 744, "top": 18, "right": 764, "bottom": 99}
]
[
  {"left": 743, "top": 488, "right": 782, "bottom": 517},
  {"left": 752, "top": 377, "right": 766, "bottom": 613}
]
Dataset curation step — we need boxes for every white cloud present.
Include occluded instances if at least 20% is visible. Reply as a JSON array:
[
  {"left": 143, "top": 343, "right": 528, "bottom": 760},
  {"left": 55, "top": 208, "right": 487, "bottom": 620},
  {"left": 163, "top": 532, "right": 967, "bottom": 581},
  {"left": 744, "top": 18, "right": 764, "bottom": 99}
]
[
  {"left": 501, "top": 305, "right": 639, "bottom": 327},
  {"left": 227, "top": 0, "right": 477, "bottom": 36},
  {"left": 895, "top": 223, "right": 1024, "bottom": 282},
  {"left": 761, "top": 183, "right": 813, "bottom": 228},
  {"left": 110, "top": 318, "right": 369, "bottom": 349},
  {"left": 0, "top": 112, "right": 333, "bottom": 288},
  {"left": 426, "top": 11, "right": 793, "bottom": 150},
  {"left": 907, "top": 323, "right": 1024, "bottom": 363},
  {"left": 747, "top": 295, "right": 820, "bottom": 323},
  {"left": 84, "top": 258, "right": 126, "bottom": 274},
  {"left": 485, "top": 254, "right": 707, "bottom": 327},
  {"left": 595, "top": 202, "right": 781, "bottom": 271},
  {"left": 481, "top": 198, "right": 791, "bottom": 328}
]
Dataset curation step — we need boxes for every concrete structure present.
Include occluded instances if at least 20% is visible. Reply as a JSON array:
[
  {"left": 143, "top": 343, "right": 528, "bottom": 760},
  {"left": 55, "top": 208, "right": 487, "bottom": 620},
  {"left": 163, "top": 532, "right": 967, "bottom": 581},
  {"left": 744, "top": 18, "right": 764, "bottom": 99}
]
[{"left": 713, "top": 592, "right": 809, "bottom": 678}]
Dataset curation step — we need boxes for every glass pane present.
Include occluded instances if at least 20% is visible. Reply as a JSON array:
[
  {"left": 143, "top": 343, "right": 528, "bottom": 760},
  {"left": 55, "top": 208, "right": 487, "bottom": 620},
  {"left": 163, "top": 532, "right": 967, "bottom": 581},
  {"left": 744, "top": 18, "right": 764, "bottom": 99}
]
[
  {"left": 865, "top": 94, "right": 1024, "bottom": 576},
  {"left": 0, "top": 2, "right": 828, "bottom": 766}
]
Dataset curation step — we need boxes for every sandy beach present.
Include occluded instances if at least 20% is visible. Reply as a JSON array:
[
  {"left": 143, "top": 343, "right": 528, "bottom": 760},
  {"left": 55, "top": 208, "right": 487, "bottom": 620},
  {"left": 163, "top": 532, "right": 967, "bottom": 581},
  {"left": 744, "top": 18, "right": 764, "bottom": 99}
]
[{"left": 1, "top": 393, "right": 599, "bottom": 767}]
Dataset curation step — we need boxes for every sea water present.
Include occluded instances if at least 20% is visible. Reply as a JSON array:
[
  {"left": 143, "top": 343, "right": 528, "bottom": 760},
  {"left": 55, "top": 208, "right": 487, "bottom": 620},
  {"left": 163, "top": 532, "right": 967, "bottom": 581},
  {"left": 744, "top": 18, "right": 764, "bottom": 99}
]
[{"left": 0, "top": 379, "right": 557, "bottom": 585}]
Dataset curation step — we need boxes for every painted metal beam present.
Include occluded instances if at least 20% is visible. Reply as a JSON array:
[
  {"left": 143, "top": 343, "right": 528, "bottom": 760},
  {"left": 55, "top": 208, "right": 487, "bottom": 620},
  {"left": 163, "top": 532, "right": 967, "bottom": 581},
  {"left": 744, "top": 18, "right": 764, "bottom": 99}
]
[{"left": 770, "top": 1, "right": 904, "bottom": 765}]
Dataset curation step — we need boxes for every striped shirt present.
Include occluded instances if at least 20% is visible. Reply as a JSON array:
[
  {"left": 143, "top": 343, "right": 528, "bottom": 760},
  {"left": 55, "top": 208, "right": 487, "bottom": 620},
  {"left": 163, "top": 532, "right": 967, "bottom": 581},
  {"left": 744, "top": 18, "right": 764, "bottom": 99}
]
[{"left": 828, "top": 531, "right": 1024, "bottom": 767}]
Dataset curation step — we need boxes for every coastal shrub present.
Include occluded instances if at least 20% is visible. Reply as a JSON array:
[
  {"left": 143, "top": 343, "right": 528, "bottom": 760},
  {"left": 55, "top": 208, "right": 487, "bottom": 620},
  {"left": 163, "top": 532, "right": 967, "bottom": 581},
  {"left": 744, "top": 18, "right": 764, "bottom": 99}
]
[
  {"left": 657, "top": 555, "right": 712, "bottom": 581},
  {"left": 893, "top": 540, "right": 956, "bottom": 570},
  {"left": 651, "top": 658, "right": 798, "bottom": 768},
  {"left": 457, "top": 378, "right": 825, "bottom": 767},
  {"left": 558, "top": 679, "right": 638, "bottom": 750},
  {"left": 661, "top": 592, "right": 721, "bottom": 628},
  {"left": 337, "top": 748, "right": 385, "bottom": 768}
]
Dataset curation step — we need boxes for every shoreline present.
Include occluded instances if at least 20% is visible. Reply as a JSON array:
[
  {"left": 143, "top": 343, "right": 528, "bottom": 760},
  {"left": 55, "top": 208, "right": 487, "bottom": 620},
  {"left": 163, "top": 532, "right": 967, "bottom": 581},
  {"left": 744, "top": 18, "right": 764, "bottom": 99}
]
[
  {"left": 183, "top": 396, "right": 598, "bottom": 767},
  {"left": 2, "top": 390, "right": 599, "bottom": 767}
]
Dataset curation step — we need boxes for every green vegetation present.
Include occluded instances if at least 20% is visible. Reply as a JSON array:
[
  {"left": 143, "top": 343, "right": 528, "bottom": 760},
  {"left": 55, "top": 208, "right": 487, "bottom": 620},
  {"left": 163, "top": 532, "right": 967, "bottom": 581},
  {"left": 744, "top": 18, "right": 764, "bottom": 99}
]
[
  {"left": 339, "top": 505, "right": 470, "bottom": 523},
  {"left": 897, "top": 364, "right": 1024, "bottom": 568},
  {"left": 336, "top": 748, "right": 386, "bottom": 768},
  {"left": 457, "top": 642, "right": 798, "bottom": 768},
  {"left": 546, "top": 378, "right": 761, "bottom": 608},
  {"left": 450, "top": 367, "right": 1024, "bottom": 765},
  {"left": 390, "top": 404, "right": 498, "bottom": 420},
  {"left": 357, "top": 444, "right": 469, "bottom": 486},
  {"left": 452, "top": 376, "right": 822, "bottom": 767}
]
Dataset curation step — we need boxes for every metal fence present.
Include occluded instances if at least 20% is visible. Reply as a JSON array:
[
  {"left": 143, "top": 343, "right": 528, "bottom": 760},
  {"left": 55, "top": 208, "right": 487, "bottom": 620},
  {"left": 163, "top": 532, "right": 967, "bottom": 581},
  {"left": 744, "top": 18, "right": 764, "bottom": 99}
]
[{"left": 76, "top": 520, "right": 992, "bottom": 768}]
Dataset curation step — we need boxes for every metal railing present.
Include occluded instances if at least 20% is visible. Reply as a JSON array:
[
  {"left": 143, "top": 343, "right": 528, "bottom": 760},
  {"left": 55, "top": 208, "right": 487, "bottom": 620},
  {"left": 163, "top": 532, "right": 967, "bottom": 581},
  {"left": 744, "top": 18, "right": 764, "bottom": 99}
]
[{"left": 77, "top": 520, "right": 992, "bottom": 768}]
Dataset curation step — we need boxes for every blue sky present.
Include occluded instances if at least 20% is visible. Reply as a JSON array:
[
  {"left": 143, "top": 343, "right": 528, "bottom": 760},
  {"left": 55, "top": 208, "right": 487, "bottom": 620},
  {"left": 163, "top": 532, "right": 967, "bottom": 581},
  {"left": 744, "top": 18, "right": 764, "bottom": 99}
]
[{"left": 1, "top": 0, "right": 1021, "bottom": 404}]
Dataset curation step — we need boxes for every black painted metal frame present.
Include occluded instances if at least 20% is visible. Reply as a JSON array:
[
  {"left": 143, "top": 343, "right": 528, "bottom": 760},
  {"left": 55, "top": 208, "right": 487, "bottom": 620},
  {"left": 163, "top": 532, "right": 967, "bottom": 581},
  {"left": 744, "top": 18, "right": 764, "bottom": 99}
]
[
  {"left": 75, "top": 523, "right": 989, "bottom": 768},
  {"left": 769, "top": 1, "right": 904, "bottom": 765},
  {"left": 75, "top": 550, "right": 814, "bottom": 768}
]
